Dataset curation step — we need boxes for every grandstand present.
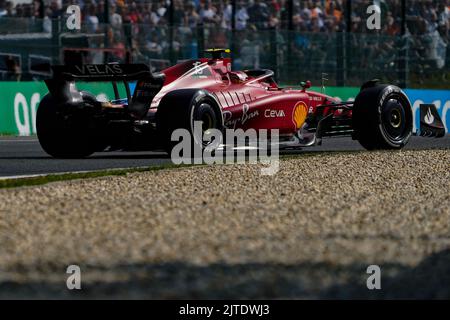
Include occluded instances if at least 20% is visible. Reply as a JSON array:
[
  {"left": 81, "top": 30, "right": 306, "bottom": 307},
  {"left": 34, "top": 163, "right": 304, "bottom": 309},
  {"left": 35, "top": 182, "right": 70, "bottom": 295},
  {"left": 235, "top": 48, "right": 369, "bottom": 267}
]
[{"left": 0, "top": 0, "right": 449, "bottom": 88}]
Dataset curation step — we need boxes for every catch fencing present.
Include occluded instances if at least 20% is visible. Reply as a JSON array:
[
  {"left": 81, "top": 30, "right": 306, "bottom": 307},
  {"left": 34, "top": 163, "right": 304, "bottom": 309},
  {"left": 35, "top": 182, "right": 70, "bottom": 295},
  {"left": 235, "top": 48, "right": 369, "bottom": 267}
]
[{"left": 0, "top": 17, "right": 449, "bottom": 89}]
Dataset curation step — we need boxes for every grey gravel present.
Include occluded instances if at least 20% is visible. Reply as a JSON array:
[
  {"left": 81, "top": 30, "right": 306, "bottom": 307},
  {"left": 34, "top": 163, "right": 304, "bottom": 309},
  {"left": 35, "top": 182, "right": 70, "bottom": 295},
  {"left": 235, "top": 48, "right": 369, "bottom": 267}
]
[{"left": 0, "top": 149, "right": 449, "bottom": 299}]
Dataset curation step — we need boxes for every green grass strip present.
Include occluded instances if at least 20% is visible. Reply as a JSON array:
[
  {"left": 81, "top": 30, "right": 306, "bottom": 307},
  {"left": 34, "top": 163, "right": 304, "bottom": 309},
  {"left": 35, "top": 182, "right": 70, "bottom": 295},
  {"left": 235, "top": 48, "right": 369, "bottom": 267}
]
[
  {"left": 0, "top": 163, "right": 196, "bottom": 189},
  {"left": 0, "top": 149, "right": 406, "bottom": 190}
]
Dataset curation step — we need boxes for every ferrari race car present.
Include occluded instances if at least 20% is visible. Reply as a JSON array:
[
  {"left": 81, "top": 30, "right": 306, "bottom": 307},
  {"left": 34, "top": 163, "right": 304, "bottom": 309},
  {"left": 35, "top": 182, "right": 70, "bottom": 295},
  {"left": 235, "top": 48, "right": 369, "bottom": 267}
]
[{"left": 37, "top": 49, "right": 445, "bottom": 158}]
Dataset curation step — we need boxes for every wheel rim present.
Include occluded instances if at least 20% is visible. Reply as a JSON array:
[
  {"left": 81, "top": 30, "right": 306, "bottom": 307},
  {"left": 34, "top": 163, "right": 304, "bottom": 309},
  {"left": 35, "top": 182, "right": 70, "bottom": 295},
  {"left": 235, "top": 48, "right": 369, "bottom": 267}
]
[
  {"left": 194, "top": 103, "right": 219, "bottom": 148},
  {"left": 381, "top": 97, "right": 410, "bottom": 142},
  {"left": 390, "top": 109, "right": 402, "bottom": 128},
  {"left": 201, "top": 111, "right": 214, "bottom": 133}
]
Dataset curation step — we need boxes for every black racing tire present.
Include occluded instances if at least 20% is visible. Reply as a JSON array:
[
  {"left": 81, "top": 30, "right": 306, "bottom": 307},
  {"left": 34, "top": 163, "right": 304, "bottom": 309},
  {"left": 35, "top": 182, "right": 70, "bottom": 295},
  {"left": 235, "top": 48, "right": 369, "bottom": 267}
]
[
  {"left": 353, "top": 84, "right": 413, "bottom": 150},
  {"left": 156, "top": 89, "right": 223, "bottom": 156},
  {"left": 36, "top": 92, "right": 100, "bottom": 158}
]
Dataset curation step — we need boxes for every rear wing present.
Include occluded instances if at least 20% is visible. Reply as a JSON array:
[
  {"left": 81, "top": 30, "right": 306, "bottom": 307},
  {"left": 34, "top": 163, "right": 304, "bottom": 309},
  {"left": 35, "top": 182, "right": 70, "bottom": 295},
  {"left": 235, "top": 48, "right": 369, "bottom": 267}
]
[
  {"left": 51, "top": 64, "right": 153, "bottom": 82},
  {"left": 46, "top": 64, "right": 165, "bottom": 118}
]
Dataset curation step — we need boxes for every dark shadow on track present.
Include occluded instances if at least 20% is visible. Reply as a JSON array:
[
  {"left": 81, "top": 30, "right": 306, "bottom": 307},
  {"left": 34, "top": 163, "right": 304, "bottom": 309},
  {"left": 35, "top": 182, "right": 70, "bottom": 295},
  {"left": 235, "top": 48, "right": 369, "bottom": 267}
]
[{"left": 1, "top": 249, "right": 449, "bottom": 299}]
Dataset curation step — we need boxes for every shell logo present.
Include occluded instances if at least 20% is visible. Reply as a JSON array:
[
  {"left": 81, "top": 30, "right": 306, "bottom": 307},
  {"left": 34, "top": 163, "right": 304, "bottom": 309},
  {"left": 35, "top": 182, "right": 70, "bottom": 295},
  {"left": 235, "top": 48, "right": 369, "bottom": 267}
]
[{"left": 292, "top": 101, "right": 308, "bottom": 129}]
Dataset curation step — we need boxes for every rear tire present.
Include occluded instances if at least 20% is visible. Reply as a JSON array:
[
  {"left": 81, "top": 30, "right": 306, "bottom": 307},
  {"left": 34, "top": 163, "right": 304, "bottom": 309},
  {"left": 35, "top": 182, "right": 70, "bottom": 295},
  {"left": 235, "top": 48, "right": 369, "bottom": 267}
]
[
  {"left": 353, "top": 84, "right": 413, "bottom": 150},
  {"left": 36, "top": 93, "right": 99, "bottom": 158},
  {"left": 156, "top": 89, "right": 223, "bottom": 156}
]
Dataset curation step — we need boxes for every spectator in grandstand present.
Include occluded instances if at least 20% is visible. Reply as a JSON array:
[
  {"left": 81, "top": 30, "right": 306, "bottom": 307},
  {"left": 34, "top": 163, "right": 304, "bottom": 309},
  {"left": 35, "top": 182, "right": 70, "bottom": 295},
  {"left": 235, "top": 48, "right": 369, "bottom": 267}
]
[
  {"left": 49, "top": 0, "right": 63, "bottom": 19},
  {"left": 127, "top": 1, "right": 140, "bottom": 24},
  {"left": 14, "top": 3, "right": 23, "bottom": 17},
  {"left": 221, "top": 0, "right": 232, "bottom": 29},
  {"left": 0, "top": 0, "right": 7, "bottom": 18},
  {"left": 383, "top": 12, "right": 400, "bottom": 36},
  {"left": 184, "top": 1, "right": 201, "bottom": 28},
  {"left": 1, "top": 0, "right": 449, "bottom": 80},
  {"left": 248, "top": 0, "right": 270, "bottom": 29},
  {"left": 111, "top": 32, "right": 126, "bottom": 61},
  {"left": 168, "top": 0, "right": 182, "bottom": 25},
  {"left": 153, "top": 1, "right": 168, "bottom": 25},
  {"left": 142, "top": 2, "right": 157, "bottom": 26},
  {"left": 4, "top": 55, "right": 21, "bottom": 81},
  {"left": 438, "top": 1, "right": 449, "bottom": 37},
  {"left": 207, "top": 25, "right": 228, "bottom": 47},
  {"left": 325, "top": 0, "right": 344, "bottom": 25},
  {"left": 109, "top": 3, "right": 123, "bottom": 30},
  {"left": 85, "top": 3, "right": 99, "bottom": 33},
  {"left": 43, "top": 7, "right": 52, "bottom": 32},
  {"left": 0, "top": 0, "right": 448, "bottom": 36},
  {"left": 3, "top": 0, "right": 13, "bottom": 17},
  {"left": 96, "top": 0, "right": 107, "bottom": 23},
  {"left": 222, "top": 0, "right": 249, "bottom": 30},
  {"left": 299, "top": 1, "right": 312, "bottom": 28},
  {"left": 154, "top": 0, "right": 168, "bottom": 19},
  {"left": 23, "top": 3, "right": 33, "bottom": 18},
  {"left": 268, "top": 12, "right": 279, "bottom": 29},
  {"left": 238, "top": 28, "right": 260, "bottom": 69},
  {"left": 310, "top": 1, "right": 325, "bottom": 30},
  {"left": 200, "top": 0, "right": 220, "bottom": 25},
  {"left": 32, "top": 0, "right": 43, "bottom": 18},
  {"left": 145, "top": 33, "right": 164, "bottom": 58},
  {"left": 236, "top": 1, "right": 250, "bottom": 30},
  {"left": 181, "top": 32, "right": 199, "bottom": 59}
]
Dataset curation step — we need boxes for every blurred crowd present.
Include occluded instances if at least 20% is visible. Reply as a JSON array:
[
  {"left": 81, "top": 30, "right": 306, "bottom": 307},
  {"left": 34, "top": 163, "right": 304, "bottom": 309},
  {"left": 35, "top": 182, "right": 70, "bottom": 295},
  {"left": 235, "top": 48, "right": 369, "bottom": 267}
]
[
  {"left": 0, "top": 0, "right": 448, "bottom": 34},
  {"left": 0, "top": 0, "right": 449, "bottom": 82}
]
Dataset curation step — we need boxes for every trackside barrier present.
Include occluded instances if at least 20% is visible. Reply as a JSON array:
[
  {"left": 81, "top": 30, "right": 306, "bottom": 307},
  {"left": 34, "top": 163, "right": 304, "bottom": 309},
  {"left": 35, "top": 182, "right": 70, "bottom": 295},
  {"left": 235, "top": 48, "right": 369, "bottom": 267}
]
[
  {"left": 0, "top": 83, "right": 449, "bottom": 135},
  {"left": 0, "top": 82, "right": 127, "bottom": 135}
]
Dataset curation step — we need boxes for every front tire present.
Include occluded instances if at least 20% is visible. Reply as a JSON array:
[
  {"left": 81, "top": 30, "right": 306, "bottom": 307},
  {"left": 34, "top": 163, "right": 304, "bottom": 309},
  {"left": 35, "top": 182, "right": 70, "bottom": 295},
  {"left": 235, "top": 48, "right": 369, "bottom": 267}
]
[
  {"left": 353, "top": 84, "right": 413, "bottom": 150},
  {"left": 36, "top": 93, "right": 99, "bottom": 158}
]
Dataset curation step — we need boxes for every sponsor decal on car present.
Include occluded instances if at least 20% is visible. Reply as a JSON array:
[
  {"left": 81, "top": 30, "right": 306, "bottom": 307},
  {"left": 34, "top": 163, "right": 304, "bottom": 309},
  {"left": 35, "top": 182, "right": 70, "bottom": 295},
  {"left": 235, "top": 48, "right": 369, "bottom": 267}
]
[
  {"left": 309, "top": 96, "right": 323, "bottom": 102},
  {"left": 264, "top": 109, "right": 285, "bottom": 118},
  {"left": 74, "top": 64, "right": 123, "bottom": 75},
  {"left": 293, "top": 101, "right": 308, "bottom": 129},
  {"left": 424, "top": 106, "right": 435, "bottom": 125},
  {"left": 224, "top": 104, "right": 259, "bottom": 128},
  {"left": 191, "top": 62, "right": 210, "bottom": 78}
]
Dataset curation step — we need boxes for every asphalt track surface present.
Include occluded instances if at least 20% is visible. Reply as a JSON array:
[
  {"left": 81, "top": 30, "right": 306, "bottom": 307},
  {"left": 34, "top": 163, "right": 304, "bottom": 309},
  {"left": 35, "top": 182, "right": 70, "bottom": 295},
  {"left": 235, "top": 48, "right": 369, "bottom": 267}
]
[{"left": 0, "top": 135, "right": 449, "bottom": 177}]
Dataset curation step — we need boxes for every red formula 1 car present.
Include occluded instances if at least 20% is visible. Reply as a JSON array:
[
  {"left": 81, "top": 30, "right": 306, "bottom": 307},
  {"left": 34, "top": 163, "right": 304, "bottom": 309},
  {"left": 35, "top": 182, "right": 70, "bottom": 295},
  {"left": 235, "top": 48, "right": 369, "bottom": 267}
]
[{"left": 37, "top": 49, "right": 445, "bottom": 158}]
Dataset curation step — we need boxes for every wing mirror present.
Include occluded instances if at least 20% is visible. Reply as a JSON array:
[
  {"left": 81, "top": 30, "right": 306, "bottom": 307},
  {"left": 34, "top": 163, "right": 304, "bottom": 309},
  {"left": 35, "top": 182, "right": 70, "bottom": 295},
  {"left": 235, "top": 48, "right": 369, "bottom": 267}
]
[{"left": 300, "top": 80, "right": 311, "bottom": 91}]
